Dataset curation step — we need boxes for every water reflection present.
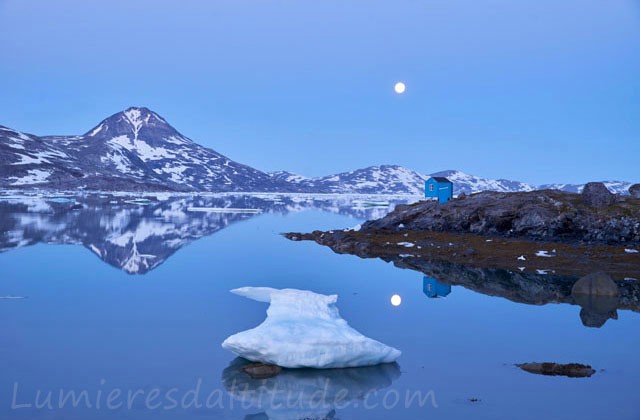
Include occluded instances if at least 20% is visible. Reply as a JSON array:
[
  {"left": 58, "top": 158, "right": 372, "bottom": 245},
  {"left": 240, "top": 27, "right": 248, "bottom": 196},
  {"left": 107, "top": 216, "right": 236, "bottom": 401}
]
[
  {"left": 422, "top": 276, "right": 451, "bottom": 299},
  {"left": 573, "top": 294, "right": 619, "bottom": 328},
  {"left": 221, "top": 357, "right": 401, "bottom": 420},
  {"left": 401, "top": 260, "right": 639, "bottom": 328},
  {"left": 0, "top": 193, "right": 407, "bottom": 274}
]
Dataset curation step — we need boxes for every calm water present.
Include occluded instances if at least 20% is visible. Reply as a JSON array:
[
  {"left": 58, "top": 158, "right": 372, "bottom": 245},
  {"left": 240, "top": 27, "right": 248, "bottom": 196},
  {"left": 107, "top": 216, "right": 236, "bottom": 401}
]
[{"left": 0, "top": 194, "right": 638, "bottom": 419}]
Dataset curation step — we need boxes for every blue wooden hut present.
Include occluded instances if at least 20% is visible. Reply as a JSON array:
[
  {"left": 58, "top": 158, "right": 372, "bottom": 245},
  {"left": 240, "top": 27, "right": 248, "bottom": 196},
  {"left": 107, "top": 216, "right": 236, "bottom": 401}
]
[
  {"left": 425, "top": 176, "right": 453, "bottom": 203},
  {"left": 423, "top": 276, "right": 452, "bottom": 298}
]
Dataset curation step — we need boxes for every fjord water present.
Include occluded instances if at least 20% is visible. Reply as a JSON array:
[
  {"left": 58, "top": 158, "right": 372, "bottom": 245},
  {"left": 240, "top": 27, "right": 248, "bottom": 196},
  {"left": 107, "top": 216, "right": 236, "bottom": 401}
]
[{"left": 0, "top": 195, "right": 638, "bottom": 419}]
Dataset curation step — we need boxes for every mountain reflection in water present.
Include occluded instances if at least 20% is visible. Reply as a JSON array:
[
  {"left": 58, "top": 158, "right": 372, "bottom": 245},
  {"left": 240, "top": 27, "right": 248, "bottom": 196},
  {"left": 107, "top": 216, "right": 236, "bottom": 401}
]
[{"left": 0, "top": 194, "right": 406, "bottom": 274}]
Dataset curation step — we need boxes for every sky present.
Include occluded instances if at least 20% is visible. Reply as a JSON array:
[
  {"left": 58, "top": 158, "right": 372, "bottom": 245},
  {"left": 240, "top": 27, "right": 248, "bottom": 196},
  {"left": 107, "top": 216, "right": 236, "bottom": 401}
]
[{"left": 0, "top": 0, "right": 638, "bottom": 185}]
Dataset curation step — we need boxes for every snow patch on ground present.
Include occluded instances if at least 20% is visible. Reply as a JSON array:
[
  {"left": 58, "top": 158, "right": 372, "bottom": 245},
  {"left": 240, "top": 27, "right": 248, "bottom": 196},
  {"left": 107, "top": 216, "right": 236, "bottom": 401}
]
[
  {"left": 397, "top": 242, "right": 415, "bottom": 247},
  {"left": 9, "top": 170, "right": 51, "bottom": 185},
  {"left": 535, "top": 250, "right": 556, "bottom": 257}
]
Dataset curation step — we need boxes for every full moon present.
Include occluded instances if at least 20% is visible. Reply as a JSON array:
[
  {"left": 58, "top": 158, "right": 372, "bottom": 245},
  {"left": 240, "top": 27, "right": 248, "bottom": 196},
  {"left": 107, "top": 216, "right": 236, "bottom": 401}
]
[
  {"left": 390, "top": 294, "right": 402, "bottom": 306},
  {"left": 394, "top": 82, "right": 406, "bottom": 94}
]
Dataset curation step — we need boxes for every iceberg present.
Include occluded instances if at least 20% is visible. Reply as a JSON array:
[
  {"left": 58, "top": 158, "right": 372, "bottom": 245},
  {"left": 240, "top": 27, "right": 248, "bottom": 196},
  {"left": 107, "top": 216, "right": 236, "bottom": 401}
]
[{"left": 222, "top": 287, "right": 401, "bottom": 368}]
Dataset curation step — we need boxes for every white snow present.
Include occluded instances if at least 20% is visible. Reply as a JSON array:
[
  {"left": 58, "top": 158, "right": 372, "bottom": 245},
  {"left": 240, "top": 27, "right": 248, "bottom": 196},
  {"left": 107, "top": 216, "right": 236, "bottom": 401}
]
[
  {"left": 88, "top": 123, "right": 105, "bottom": 136},
  {"left": 517, "top": 255, "right": 526, "bottom": 261},
  {"left": 110, "top": 135, "right": 177, "bottom": 162},
  {"left": 397, "top": 242, "right": 415, "bottom": 247},
  {"left": 535, "top": 250, "right": 556, "bottom": 257},
  {"left": 12, "top": 154, "right": 50, "bottom": 165},
  {"left": 517, "top": 267, "right": 526, "bottom": 272},
  {"left": 344, "top": 224, "right": 362, "bottom": 232},
  {"left": 222, "top": 287, "right": 401, "bottom": 368},
  {"left": 536, "top": 269, "right": 551, "bottom": 275},
  {"left": 9, "top": 170, "right": 51, "bottom": 185},
  {"left": 624, "top": 249, "right": 638, "bottom": 254}
]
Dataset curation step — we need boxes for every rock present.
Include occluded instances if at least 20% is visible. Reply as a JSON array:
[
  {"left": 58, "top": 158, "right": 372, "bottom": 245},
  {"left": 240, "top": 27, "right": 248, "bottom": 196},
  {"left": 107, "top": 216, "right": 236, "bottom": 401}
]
[
  {"left": 582, "top": 182, "right": 614, "bottom": 207},
  {"left": 241, "top": 363, "right": 282, "bottom": 379},
  {"left": 571, "top": 272, "right": 619, "bottom": 297},
  {"left": 516, "top": 362, "right": 595, "bottom": 378},
  {"left": 630, "top": 184, "right": 640, "bottom": 199}
]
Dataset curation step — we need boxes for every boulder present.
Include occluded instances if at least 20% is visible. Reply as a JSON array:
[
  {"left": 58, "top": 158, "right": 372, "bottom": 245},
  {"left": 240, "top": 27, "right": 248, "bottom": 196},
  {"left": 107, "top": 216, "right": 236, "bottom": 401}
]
[
  {"left": 582, "top": 182, "right": 614, "bottom": 207},
  {"left": 629, "top": 184, "right": 640, "bottom": 199},
  {"left": 571, "top": 272, "right": 619, "bottom": 297}
]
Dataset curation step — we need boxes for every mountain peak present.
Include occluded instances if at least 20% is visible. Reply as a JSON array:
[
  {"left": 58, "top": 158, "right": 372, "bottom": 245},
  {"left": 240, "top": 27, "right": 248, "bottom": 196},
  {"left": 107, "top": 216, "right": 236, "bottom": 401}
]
[{"left": 85, "top": 107, "right": 172, "bottom": 138}]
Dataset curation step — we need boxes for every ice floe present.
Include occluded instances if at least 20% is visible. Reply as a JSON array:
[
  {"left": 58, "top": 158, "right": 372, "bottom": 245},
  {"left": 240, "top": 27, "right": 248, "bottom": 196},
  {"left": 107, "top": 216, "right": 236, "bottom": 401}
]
[
  {"left": 222, "top": 287, "right": 401, "bottom": 368},
  {"left": 187, "top": 207, "right": 262, "bottom": 214}
]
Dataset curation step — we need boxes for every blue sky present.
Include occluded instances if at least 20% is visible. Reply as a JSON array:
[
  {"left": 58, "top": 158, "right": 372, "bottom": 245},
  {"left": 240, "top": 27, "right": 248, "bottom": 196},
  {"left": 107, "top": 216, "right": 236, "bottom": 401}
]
[{"left": 0, "top": 0, "right": 638, "bottom": 184}]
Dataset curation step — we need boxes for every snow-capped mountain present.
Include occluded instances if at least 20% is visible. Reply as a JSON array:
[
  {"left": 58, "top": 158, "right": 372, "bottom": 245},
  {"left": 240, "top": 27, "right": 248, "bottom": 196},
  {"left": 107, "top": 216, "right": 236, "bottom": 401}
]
[
  {"left": 270, "top": 165, "right": 429, "bottom": 195},
  {"left": 0, "top": 107, "right": 635, "bottom": 194},
  {"left": 1, "top": 107, "right": 288, "bottom": 192},
  {"left": 429, "top": 170, "right": 536, "bottom": 195}
]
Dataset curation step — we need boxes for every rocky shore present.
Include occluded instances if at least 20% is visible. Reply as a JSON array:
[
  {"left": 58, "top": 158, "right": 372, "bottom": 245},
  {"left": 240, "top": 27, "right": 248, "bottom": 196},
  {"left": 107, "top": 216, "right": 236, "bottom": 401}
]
[
  {"left": 285, "top": 184, "right": 640, "bottom": 323},
  {"left": 358, "top": 183, "right": 640, "bottom": 244}
]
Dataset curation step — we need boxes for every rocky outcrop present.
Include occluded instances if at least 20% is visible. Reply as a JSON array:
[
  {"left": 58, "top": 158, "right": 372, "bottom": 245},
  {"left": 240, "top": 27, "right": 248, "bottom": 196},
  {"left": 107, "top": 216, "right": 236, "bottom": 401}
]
[
  {"left": 359, "top": 189, "right": 640, "bottom": 244},
  {"left": 630, "top": 184, "right": 640, "bottom": 199}
]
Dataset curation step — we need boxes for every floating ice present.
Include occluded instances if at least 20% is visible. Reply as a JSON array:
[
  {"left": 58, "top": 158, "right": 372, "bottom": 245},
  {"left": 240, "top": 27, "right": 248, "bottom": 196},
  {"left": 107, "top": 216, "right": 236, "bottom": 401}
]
[
  {"left": 222, "top": 287, "right": 401, "bottom": 368},
  {"left": 187, "top": 207, "right": 262, "bottom": 214}
]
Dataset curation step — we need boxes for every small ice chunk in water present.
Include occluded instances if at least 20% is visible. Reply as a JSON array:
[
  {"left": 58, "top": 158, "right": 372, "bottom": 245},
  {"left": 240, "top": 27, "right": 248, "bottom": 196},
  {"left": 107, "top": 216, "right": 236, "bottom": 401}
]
[{"left": 222, "top": 287, "right": 401, "bottom": 368}]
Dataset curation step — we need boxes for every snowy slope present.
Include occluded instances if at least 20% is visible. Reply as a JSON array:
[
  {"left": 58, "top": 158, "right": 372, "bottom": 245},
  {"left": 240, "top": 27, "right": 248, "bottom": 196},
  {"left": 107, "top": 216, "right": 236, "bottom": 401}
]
[{"left": 270, "top": 165, "right": 428, "bottom": 194}]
